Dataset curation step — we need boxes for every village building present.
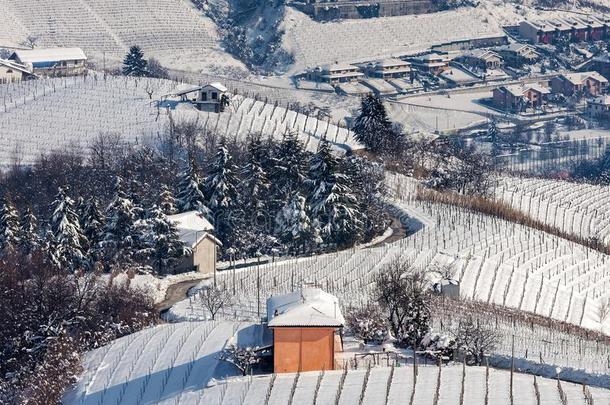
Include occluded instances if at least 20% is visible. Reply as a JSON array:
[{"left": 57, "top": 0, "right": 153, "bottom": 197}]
[
  {"left": 293, "top": 0, "right": 433, "bottom": 21},
  {"left": 167, "top": 211, "right": 220, "bottom": 275},
  {"left": 493, "top": 84, "right": 550, "bottom": 112},
  {"left": 308, "top": 62, "right": 364, "bottom": 85},
  {"left": 587, "top": 95, "right": 610, "bottom": 119},
  {"left": 0, "top": 59, "right": 33, "bottom": 84},
  {"left": 519, "top": 16, "right": 610, "bottom": 44},
  {"left": 591, "top": 53, "right": 610, "bottom": 80},
  {"left": 550, "top": 71, "right": 608, "bottom": 97},
  {"left": 495, "top": 43, "right": 540, "bottom": 65},
  {"left": 408, "top": 53, "right": 450, "bottom": 75},
  {"left": 456, "top": 49, "right": 503, "bottom": 71},
  {"left": 171, "top": 82, "right": 229, "bottom": 113},
  {"left": 267, "top": 287, "right": 344, "bottom": 373},
  {"left": 9, "top": 47, "right": 87, "bottom": 77},
  {"left": 365, "top": 58, "right": 412, "bottom": 79}
]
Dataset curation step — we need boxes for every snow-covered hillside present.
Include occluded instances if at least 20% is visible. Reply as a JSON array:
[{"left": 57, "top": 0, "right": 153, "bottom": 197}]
[
  {"left": 0, "top": 0, "right": 245, "bottom": 72},
  {"left": 495, "top": 176, "right": 610, "bottom": 245},
  {"left": 0, "top": 76, "right": 358, "bottom": 167}
]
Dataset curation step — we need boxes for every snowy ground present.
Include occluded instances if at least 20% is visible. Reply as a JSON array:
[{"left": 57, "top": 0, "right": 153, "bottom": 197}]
[{"left": 108, "top": 271, "right": 210, "bottom": 304}]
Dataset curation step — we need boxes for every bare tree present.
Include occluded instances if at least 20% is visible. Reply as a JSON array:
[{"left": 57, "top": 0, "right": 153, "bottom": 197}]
[
  {"left": 199, "top": 284, "right": 232, "bottom": 320},
  {"left": 89, "top": 132, "right": 126, "bottom": 172},
  {"left": 597, "top": 298, "right": 610, "bottom": 328},
  {"left": 453, "top": 318, "right": 500, "bottom": 365},
  {"left": 218, "top": 344, "right": 267, "bottom": 376},
  {"left": 21, "top": 35, "right": 39, "bottom": 49}
]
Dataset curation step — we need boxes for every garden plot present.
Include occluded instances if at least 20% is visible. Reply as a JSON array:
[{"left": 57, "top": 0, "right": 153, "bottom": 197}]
[
  {"left": 2, "top": 0, "right": 243, "bottom": 72},
  {"left": 494, "top": 176, "right": 610, "bottom": 245},
  {"left": 198, "top": 365, "right": 610, "bottom": 404},
  {"left": 64, "top": 321, "right": 257, "bottom": 405}
]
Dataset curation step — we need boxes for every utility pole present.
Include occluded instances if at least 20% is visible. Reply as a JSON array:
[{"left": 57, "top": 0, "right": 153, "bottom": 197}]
[{"left": 256, "top": 252, "right": 261, "bottom": 320}]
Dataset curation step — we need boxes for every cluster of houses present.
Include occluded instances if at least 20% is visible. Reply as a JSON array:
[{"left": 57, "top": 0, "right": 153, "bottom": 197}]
[
  {"left": 291, "top": 0, "right": 433, "bottom": 21},
  {"left": 519, "top": 16, "right": 610, "bottom": 45},
  {"left": 0, "top": 47, "right": 87, "bottom": 83},
  {"left": 492, "top": 71, "right": 609, "bottom": 115}
]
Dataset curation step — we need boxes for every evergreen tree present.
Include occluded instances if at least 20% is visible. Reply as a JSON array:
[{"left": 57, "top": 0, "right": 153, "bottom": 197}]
[
  {"left": 100, "top": 177, "right": 141, "bottom": 270},
  {"left": 268, "top": 131, "right": 307, "bottom": 206},
  {"left": 142, "top": 205, "right": 189, "bottom": 275},
  {"left": 17, "top": 207, "right": 40, "bottom": 256},
  {"left": 0, "top": 196, "right": 19, "bottom": 254},
  {"left": 49, "top": 187, "right": 88, "bottom": 271},
  {"left": 176, "top": 159, "right": 210, "bottom": 216},
  {"left": 240, "top": 137, "right": 270, "bottom": 212},
  {"left": 158, "top": 184, "right": 178, "bottom": 215},
  {"left": 488, "top": 119, "right": 501, "bottom": 157},
  {"left": 203, "top": 145, "right": 239, "bottom": 240},
  {"left": 274, "top": 192, "right": 320, "bottom": 255},
  {"left": 122, "top": 45, "right": 148, "bottom": 77},
  {"left": 353, "top": 94, "right": 397, "bottom": 154},
  {"left": 81, "top": 198, "right": 105, "bottom": 258},
  {"left": 306, "top": 139, "right": 361, "bottom": 247}
]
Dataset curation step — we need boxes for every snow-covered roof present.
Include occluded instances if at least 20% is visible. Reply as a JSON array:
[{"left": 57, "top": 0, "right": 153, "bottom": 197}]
[
  {"left": 202, "top": 82, "right": 228, "bottom": 93},
  {"left": 560, "top": 71, "right": 608, "bottom": 85},
  {"left": 501, "top": 84, "right": 550, "bottom": 97},
  {"left": 371, "top": 58, "right": 410, "bottom": 68},
  {"left": 464, "top": 49, "right": 501, "bottom": 61},
  {"left": 167, "top": 211, "right": 218, "bottom": 248},
  {"left": 11, "top": 47, "right": 87, "bottom": 63},
  {"left": 267, "top": 287, "right": 344, "bottom": 328},
  {"left": 497, "top": 43, "right": 538, "bottom": 55},
  {"left": 0, "top": 59, "right": 32, "bottom": 75},
  {"left": 320, "top": 62, "right": 359, "bottom": 72},
  {"left": 173, "top": 84, "right": 202, "bottom": 96}
]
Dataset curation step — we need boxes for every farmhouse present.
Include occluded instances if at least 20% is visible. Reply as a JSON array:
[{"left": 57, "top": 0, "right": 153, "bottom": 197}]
[
  {"left": 172, "top": 82, "right": 229, "bottom": 113},
  {"left": 167, "top": 211, "right": 220, "bottom": 275},
  {"left": 9, "top": 47, "right": 87, "bottom": 77},
  {"left": 365, "top": 58, "right": 412, "bottom": 79},
  {"left": 587, "top": 95, "right": 610, "bottom": 119},
  {"left": 409, "top": 53, "right": 450, "bottom": 75},
  {"left": 493, "top": 84, "right": 550, "bottom": 112},
  {"left": 495, "top": 43, "right": 540, "bottom": 65},
  {"left": 308, "top": 62, "right": 364, "bottom": 85},
  {"left": 293, "top": 0, "right": 434, "bottom": 21},
  {"left": 457, "top": 49, "right": 503, "bottom": 70},
  {"left": 0, "top": 59, "right": 33, "bottom": 84},
  {"left": 550, "top": 72, "right": 608, "bottom": 97},
  {"left": 267, "top": 287, "right": 344, "bottom": 373},
  {"left": 519, "top": 16, "right": 610, "bottom": 44}
]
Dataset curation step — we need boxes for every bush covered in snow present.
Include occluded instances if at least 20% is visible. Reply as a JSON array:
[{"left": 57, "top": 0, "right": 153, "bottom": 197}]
[
  {"left": 345, "top": 303, "right": 389, "bottom": 344},
  {"left": 420, "top": 331, "right": 456, "bottom": 360}
]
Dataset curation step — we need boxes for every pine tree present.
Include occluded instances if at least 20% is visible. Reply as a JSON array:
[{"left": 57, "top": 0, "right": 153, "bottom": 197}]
[
  {"left": 203, "top": 145, "right": 239, "bottom": 240},
  {"left": 158, "top": 184, "right": 177, "bottom": 215},
  {"left": 176, "top": 159, "right": 210, "bottom": 216},
  {"left": 240, "top": 137, "right": 270, "bottom": 212},
  {"left": 353, "top": 94, "right": 397, "bottom": 153},
  {"left": 0, "top": 196, "right": 19, "bottom": 254},
  {"left": 122, "top": 45, "right": 148, "bottom": 77},
  {"left": 81, "top": 198, "right": 104, "bottom": 258},
  {"left": 142, "top": 205, "right": 189, "bottom": 275},
  {"left": 268, "top": 131, "right": 307, "bottom": 206},
  {"left": 306, "top": 139, "right": 361, "bottom": 247},
  {"left": 100, "top": 177, "right": 141, "bottom": 269},
  {"left": 49, "top": 187, "right": 88, "bottom": 271},
  {"left": 274, "top": 192, "right": 320, "bottom": 255},
  {"left": 17, "top": 207, "right": 39, "bottom": 256}
]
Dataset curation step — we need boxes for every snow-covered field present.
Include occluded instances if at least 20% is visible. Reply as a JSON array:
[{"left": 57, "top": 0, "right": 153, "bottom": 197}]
[
  {"left": 0, "top": 0, "right": 244, "bottom": 72},
  {"left": 494, "top": 176, "right": 610, "bottom": 245},
  {"left": 0, "top": 76, "right": 358, "bottom": 167},
  {"left": 200, "top": 364, "right": 610, "bottom": 404},
  {"left": 64, "top": 321, "right": 260, "bottom": 405}
]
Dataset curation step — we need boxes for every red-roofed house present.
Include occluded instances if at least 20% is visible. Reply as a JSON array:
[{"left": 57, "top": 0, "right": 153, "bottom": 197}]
[{"left": 550, "top": 72, "right": 608, "bottom": 97}]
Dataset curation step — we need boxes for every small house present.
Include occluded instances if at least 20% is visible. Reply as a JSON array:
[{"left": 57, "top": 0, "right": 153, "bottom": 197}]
[
  {"left": 457, "top": 49, "right": 503, "bottom": 70},
  {"left": 308, "top": 62, "right": 364, "bottom": 85},
  {"left": 433, "top": 279, "right": 460, "bottom": 299},
  {"left": 0, "top": 59, "right": 33, "bottom": 84},
  {"left": 9, "top": 47, "right": 87, "bottom": 77},
  {"left": 587, "top": 95, "right": 610, "bottom": 119},
  {"left": 493, "top": 84, "right": 550, "bottom": 112},
  {"left": 167, "top": 211, "right": 221, "bottom": 275},
  {"left": 365, "top": 58, "right": 412, "bottom": 79},
  {"left": 409, "top": 53, "right": 450, "bottom": 75},
  {"left": 550, "top": 72, "right": 608, "bottom": 97},
  {"left": 267, "top": 287, "right": 344, "bottom": 373},
  {"left": 196, "top": 82, "right": 229, "bottom": 113},
  {"left": 495, "top": 43, "right": 540, "bottom": 66}
]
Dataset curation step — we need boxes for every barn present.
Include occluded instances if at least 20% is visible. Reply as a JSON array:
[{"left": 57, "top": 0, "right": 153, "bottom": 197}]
[{"left": 9, "top": 47, "right": 87, "bottom": 77}]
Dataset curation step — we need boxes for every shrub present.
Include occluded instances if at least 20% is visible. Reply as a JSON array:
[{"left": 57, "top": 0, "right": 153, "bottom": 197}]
[{"left": 345, "top": 303, "right": 389, "bottom": 344}]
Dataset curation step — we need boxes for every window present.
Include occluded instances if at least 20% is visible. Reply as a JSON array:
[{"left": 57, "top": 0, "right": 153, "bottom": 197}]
[
  {"left": 212, "top": 92, "right": 218, "bottom": 100},
  {"left": 6, "top": 69, "right": 12, "bottom": 74}
]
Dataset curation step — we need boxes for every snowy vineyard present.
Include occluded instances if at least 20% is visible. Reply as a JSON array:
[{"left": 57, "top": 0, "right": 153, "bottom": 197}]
[
  {"left": 494, "top": 176, "right": 610, "bottom": 245},
  {"left": 164, "top": 173, "right": 610, "bottom": 374},
  {"left": 200, "top": 364, "right": 610, "bottom": 405},
  {"left": 0, "top": 76, "right": 357, "bottom": 167}
]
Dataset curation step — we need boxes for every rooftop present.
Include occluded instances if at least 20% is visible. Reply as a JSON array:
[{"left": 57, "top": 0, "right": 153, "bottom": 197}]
[
  {"left": 502, "top": 83, "right": 550, "bottom": 97},
  {"left": 267, "top": 287, "right": 345, "bottom": 327},
  {"left": 10, "top": 47, "right": 87, "bottom": 63},
  {"left": 0, "top": 59, "right": 33, "bottom": 75},
  {"left": 167, "top": 210, "right": 217, "bottom": 248},
  {"left": 560, "top": 71, "right": 608, "bottom": 85},
  {"left": 202, "top": 82, "right": 228, "bottom": 93}
]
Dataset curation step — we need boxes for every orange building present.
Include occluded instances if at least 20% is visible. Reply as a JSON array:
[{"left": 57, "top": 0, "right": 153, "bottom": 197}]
[{"left": 267, "top": 288, "right": 344, "bottom": 373}]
